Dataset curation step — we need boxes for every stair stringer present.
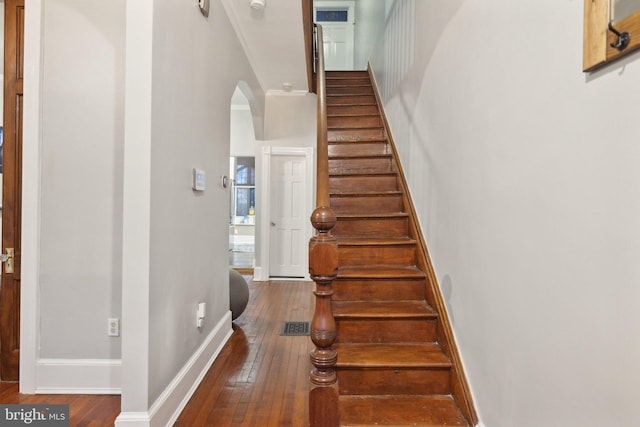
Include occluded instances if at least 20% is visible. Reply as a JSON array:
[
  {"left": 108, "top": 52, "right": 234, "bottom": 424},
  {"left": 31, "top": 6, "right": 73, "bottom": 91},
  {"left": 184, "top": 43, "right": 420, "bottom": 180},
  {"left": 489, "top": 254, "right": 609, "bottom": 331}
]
[{"left": 367, "top": 64, "right": 479, "bottom": 426}]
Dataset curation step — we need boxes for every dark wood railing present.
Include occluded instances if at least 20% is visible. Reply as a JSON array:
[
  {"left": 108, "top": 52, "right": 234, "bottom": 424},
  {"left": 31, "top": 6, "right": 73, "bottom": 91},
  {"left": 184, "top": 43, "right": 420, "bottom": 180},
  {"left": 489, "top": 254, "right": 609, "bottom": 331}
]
[{"left": 308, "top": 24, "right": 340, "bottom": 427}]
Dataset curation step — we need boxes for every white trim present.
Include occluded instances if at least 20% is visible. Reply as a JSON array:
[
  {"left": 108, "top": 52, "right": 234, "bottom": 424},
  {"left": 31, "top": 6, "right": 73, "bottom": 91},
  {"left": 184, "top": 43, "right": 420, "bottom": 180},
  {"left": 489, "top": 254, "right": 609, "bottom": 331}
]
[
  {"left": 35, "top": 359, "right": 122, "bottom": 394},
  {"left": 257, "top": 146, "right": 272, "bottom": 280},
  {"left": 265, "top": 89, "right": 309, "bottom": 97},
  {"left": 112, "top": 413, "right": 150, "bottom": 427},
  {"left": 115, "top": 312, "right": 233, "bottom": 427},
  {"left": 252, "top": 266, "right": 266, "bottom": 281},
  {"left": 20, "top": 0, "right": 44, "bottom": 394}
]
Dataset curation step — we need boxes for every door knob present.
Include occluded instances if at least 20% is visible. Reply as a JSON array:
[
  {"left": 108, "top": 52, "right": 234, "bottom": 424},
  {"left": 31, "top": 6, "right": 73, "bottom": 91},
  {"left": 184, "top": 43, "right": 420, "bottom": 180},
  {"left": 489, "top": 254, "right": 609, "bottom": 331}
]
[{"left": 271, "top": 222, "right": 276, "bottom": 226}]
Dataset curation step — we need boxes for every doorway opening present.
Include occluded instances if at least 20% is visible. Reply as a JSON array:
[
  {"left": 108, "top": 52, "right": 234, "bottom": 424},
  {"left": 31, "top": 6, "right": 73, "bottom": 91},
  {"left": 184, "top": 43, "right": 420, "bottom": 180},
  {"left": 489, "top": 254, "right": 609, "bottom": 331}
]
[
  {"left": 229, "top": 84, "right": 257, "bottom": 272},
  {"left": 314, "top": 0, "right": 355, "bottom": 71}
]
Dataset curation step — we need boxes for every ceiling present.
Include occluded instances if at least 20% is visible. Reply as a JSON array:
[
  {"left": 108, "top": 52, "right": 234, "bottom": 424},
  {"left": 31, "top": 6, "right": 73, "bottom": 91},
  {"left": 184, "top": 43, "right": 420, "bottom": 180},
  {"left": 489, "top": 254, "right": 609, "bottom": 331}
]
[{"left": 221, "top": 0, "right": 310, "bottom": 94}]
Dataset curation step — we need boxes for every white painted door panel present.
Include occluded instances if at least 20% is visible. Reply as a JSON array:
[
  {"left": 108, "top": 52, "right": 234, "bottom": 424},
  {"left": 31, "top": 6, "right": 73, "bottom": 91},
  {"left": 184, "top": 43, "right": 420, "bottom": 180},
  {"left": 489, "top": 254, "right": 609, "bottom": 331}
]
[
  {"left": 269, "top": 156, "right": 307, "bottom": 278},
  {"left": 322, "top": 24, "right": 353, "bottom": 70}
]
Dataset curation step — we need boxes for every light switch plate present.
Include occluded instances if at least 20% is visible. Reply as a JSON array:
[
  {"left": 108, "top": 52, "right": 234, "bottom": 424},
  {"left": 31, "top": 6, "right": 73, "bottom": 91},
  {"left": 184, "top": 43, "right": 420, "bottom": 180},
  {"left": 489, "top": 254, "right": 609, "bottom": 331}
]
[{"left": 192, "top": 168, "right": 206, "bottom": 191}]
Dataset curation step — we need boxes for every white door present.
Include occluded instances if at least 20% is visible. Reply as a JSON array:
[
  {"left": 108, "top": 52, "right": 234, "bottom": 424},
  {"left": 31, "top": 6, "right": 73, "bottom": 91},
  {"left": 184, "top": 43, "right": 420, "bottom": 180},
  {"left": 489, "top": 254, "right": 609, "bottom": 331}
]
[
  {"left": 269, "top": 155, "right": 307, "bottom": 278},
  {"left": 314, "top": 1, "right": 355, "bottom": 71}
]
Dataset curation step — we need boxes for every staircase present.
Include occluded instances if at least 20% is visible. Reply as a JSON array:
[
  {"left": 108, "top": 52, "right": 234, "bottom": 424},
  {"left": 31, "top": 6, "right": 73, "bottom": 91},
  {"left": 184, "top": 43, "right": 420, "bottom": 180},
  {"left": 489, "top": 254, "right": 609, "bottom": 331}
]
[{"left": 322, "top": 70, "right": 474, "bottom": 426}]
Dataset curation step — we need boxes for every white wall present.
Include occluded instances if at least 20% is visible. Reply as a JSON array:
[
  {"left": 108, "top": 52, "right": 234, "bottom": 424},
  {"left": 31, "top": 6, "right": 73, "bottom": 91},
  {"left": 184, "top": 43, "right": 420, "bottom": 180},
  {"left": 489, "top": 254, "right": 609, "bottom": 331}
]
[
  {"left": 370, "top": 1, "right": 640, "bottom": 426},
  {"left": 230, "top": 106, "right": 258, "bottom": 157},
  {"left": 39, "top": 0, "right": 125, "bottom": 360},
  {"left": 354, "top": 0, "right": 385, "bottom": 70}
]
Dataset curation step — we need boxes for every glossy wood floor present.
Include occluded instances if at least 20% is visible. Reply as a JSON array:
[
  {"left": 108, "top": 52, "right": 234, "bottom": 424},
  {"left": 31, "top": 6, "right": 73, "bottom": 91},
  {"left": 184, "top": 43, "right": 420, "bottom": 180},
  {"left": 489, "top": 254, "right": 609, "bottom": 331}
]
[
  {"left": 0, "top": 382, "right": 121, "bottom": 426},
  {"left": 0, "top": 278, "right": 313, "bottom": 426},
  {"left": 175, "top": 278, "right": 313, "bottom": 426}
]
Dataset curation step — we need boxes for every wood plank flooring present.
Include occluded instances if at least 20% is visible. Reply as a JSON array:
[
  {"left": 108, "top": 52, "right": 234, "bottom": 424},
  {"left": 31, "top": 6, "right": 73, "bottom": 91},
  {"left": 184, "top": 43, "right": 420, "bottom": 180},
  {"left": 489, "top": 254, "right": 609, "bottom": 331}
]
[
  {"left": 0, "top": 278, "right": 313, "bottom": 426},
  {"left": 175, "top": 278, "right": 313, "bottom": 426},
  {"left": 0, "top": 382, "right": 121, "bottom": 426}
]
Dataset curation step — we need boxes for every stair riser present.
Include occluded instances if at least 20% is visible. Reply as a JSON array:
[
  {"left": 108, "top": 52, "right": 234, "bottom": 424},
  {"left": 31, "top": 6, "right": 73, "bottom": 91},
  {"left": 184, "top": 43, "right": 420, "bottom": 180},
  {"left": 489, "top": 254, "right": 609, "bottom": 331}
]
[
  {"left": 328, "top": 105, "right": 379, "bottom": 116},
  {"left": 328, "top": 142, "right": 389, "bottom": 157},
  {"left": 328, "top": 128, "right": 385, "bottom": 142},
  {"left": 332, "top": 217, "right": 409, "bottom": 238},
  {"left": 326, "top": 95, "right": 376, "bottom": 106},
  {"left": 327, "top": 86, "right": 374, "bottom": 96},
  {"left": 335, "top": 319, "right": 436, "bottom": 343},
  {"left": 329, "top": 175, "right": 398, "bottom": 192},
  {"left": 337, "top": 368, "right": 451, "bottom": 396},
  {"left": 331, "top": 195, "right": 403, "bottom": 214},
  {"left": 327, "top": 77, "right": 372, "bottom": 86},
  {"left": 333, "top": 279, "right": 426, "bottom": 301},
  {"left": 328, "top": 115, "right": 382, "bottom": 129},
  {"left": 329, "top": 158, "right": 393, "bottom": 174},
  {"left": 338, "top": 245, "right": 416, "bottom": 266}
]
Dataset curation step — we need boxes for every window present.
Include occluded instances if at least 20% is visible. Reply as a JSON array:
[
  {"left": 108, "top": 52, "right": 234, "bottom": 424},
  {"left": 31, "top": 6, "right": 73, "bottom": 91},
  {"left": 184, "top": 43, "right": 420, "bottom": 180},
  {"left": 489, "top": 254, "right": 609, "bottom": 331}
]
[
  {"left": 231, "top": 157, "right": 255, "bottom": 224},
  {"left": 316, "top": 9, "right": 348, "bottom": 22}
]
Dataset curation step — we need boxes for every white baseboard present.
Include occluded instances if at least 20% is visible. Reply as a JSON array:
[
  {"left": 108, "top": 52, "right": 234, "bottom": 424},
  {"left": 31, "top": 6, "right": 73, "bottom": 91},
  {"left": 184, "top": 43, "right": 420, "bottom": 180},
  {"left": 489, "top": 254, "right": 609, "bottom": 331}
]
[
  {"left": 35, "top": 358, "right": 122, "bottom": 394},
  {"left": 116, "top": 311, "right": 233, "bottom": 427},
  {"left": 253, "top": 266, "right": 266, "bottom": 281}
]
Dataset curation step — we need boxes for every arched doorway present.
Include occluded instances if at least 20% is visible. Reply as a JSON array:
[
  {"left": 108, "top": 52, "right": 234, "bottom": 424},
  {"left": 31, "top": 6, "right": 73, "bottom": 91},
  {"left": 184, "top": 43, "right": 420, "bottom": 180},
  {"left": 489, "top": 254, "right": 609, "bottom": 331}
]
[{"left": 229, "top": 83, "right": 259, "bottom": 273}]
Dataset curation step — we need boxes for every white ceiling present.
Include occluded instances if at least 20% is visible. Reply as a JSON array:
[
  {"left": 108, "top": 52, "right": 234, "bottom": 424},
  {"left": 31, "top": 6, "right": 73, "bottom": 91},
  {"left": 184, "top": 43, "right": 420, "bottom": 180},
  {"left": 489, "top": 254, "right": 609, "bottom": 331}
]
[{"left": 221, "top": 0, "right": 310, "bottom": 94}]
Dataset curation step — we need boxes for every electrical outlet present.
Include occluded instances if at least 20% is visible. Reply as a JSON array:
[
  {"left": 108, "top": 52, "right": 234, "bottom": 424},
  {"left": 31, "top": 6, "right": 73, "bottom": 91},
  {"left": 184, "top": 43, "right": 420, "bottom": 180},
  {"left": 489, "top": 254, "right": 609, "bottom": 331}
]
[{"left": 108, "top": 318, "right": 120, "bottom": 337}]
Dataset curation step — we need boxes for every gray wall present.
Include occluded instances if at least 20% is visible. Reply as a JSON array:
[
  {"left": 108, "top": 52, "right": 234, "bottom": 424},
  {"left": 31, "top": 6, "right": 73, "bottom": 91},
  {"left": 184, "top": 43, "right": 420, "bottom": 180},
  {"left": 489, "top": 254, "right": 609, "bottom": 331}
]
[
  {"left": 144, "top": 0, "right": 263, "bottom": 404},
  {"left": 39, "top": 0, "right": 125, "bottom": 360},
  {"left": 370, "top": 1, "right": 640, "bottom": 426}
]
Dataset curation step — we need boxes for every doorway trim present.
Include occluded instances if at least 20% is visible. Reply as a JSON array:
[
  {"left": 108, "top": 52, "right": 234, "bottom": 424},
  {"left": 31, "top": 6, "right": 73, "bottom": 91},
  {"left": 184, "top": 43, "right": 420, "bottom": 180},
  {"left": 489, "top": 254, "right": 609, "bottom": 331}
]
[
  {"left": 19, "top": 0, "right": 43, "bottom": 393},
  {"left": 254, "top": 146, "right": 313, "bottom": 281}
]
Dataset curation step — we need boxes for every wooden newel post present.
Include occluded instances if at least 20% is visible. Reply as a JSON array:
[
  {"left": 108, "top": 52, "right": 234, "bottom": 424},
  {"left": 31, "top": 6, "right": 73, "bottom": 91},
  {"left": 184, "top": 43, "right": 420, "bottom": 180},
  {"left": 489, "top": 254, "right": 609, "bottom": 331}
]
[{"left": 309, "top": 205, "right": 339, "bottom": 427}]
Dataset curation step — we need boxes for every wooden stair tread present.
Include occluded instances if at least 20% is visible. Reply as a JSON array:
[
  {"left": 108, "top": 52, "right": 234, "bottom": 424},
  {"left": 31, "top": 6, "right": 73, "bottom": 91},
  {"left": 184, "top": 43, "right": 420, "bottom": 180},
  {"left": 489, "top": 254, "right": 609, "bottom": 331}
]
[
  {"left": 335, "top": 343, "right": 450, "bottom": 368},
  {"left": 329, "top": 154, "right": 392, "bottom": 161},
  {"left": 327, "top": 85, "right": 373, "bottom": 89},
  {"left": 331, "top": 190, "right": 402, "bottom": 197},
  {"left": 336, "top": 212, "right": 409, "bottom": 219},
  {"left": 339, "top": 395, "right": 469, "bottom": 426},
  {"left": 327, "top": 97, "right": 377, "bottom": 105},
  {"left": 330, "top": 171, "right": 396, "bottom": 177},
  {"left": 333, "top": 300, "right": 437, "bottom": 318},
  {"left": 337, "top": 265, "right": 425, "bottom": 280},
  {"left": 326, "top": 71, "right": 369, "bottom": 77},
  {"left": 328, "top": 139, "right": 388, "bottom": 144},
  {"left": 337, "top": 237, "right": 416, "bottom": 246},
  {"left": 327, "top": 112, "right": 379, "bottom": 118}
]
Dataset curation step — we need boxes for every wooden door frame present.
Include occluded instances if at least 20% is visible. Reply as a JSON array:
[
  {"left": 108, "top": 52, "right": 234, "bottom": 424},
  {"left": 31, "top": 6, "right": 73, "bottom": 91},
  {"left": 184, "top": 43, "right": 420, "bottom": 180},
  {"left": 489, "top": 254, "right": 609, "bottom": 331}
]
[
  {"left": 0, "top": 0, "right": 23, "bottom": 383},
  {"left": 255, "top": 146, "right": 313, "bottom": 281}
]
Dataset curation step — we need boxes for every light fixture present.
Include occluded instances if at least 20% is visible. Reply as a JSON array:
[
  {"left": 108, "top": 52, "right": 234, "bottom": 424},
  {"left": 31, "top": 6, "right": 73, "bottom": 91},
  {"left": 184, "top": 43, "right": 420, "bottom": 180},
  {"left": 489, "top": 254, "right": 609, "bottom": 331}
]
[
  {"left": 250, "top": 0, "right": 266, "bottom": 10},
  {"left": 198, "top": 0, "right": 209, "bottom": 17}
]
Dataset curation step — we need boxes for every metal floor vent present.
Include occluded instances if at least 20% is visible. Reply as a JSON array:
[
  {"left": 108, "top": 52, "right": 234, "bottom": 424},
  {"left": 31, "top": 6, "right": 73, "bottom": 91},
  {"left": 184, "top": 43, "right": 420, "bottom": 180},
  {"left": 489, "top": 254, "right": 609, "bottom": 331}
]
[{"left": 281, "top": 321, "right": 310, "bottom": 336}]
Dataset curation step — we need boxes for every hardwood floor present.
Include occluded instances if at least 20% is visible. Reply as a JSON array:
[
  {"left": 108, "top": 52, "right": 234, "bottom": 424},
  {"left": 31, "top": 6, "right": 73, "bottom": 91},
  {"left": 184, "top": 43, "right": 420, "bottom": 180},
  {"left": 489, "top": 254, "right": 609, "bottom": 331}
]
[
  {"left": 0, "top": 278, "right": 313, "bottom": 426},
  {"left": 0, "top": 382, "right": 121, "bottom": 426},
  {"left": 175, "top": 278, "right": 313, "bottom": 426}
]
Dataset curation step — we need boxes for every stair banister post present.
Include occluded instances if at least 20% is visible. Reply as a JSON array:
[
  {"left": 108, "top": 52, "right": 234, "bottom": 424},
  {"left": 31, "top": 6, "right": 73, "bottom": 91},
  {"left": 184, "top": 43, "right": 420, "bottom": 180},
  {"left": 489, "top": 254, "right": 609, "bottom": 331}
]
[{"left": 309, "top": 24, "right": 340, "bottom": 427}]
